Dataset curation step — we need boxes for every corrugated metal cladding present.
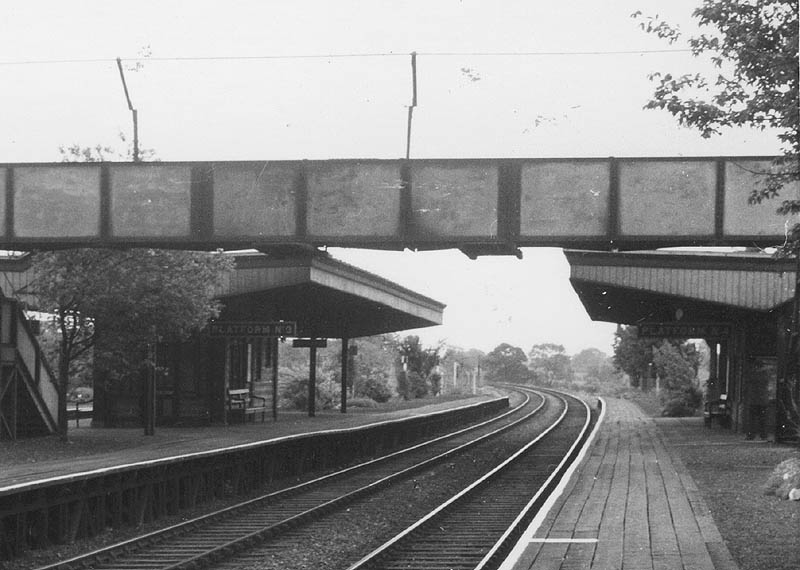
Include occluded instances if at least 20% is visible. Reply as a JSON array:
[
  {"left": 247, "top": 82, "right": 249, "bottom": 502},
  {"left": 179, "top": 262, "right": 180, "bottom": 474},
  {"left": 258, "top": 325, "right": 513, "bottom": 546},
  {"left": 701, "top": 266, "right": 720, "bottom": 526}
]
[{"left": 570, "top": 264, "right": 795, "bottom": 310}]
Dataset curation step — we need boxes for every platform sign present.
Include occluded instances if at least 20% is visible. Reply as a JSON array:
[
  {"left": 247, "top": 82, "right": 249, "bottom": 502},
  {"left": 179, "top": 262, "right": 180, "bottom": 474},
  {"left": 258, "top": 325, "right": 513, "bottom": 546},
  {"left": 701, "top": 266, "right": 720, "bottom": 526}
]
[
  {"left": 638, "top": 322, "right": 731, "bottom": 339},
  {"left": 292, "top": 338, "right": 328, "bottom": 348},
  {"left": 207, "top": 321, "right": 296, "bottom": 338}
]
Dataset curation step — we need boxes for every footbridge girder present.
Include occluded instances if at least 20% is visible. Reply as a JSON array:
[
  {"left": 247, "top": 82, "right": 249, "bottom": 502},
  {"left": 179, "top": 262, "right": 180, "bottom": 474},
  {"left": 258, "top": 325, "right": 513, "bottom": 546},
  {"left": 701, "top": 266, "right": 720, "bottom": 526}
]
[{"left": 0, "top": 156, "right": 795, "bottom": 255}]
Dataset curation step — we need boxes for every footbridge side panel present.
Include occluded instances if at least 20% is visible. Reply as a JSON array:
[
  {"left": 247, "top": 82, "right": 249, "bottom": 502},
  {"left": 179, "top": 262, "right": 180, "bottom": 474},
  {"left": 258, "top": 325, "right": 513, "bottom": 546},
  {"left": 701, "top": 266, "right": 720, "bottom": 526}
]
[{"left": 0, "top": 156, "right": 795, "bottom": 251}]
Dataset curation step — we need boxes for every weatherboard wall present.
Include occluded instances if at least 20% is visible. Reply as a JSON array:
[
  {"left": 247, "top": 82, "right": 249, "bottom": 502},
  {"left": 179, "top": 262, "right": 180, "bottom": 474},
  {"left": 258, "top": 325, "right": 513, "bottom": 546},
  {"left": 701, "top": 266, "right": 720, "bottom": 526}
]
[{"left": 566, "top": 250, "right": 797, "bottom": 311}]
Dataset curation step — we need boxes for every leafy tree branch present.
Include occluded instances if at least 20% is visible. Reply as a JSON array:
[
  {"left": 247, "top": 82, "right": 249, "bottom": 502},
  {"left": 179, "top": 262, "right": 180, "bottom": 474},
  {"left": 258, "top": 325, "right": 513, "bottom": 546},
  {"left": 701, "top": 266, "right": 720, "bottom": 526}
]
[{"left": 633, "top": 1, "right": 798, "bottom": 214}]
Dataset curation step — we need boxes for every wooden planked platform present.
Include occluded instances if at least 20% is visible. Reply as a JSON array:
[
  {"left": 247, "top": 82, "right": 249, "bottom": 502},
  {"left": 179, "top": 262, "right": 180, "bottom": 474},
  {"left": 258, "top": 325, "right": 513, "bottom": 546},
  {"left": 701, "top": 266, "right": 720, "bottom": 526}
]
[{"left": 502, "top": 398, "right": 740, "bottom": 570}]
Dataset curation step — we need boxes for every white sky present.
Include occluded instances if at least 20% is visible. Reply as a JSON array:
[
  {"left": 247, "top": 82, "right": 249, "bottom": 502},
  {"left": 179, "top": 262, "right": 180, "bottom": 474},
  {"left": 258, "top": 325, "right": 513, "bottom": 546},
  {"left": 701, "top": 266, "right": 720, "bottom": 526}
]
[{"left": 0, "top": 1, "right": 784, "bottom": 355}]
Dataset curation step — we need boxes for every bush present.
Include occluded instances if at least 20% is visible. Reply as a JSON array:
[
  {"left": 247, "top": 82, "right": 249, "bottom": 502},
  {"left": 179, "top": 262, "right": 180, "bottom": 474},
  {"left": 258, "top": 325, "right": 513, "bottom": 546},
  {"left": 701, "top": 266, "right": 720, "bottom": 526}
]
[
  {"left": 581, "top": 383, "right": 599, "bottom": 394},
  {"left": 660, "top": 386, "right": 703, "bottom": 417},
  {"left": 429, "top": 372, "right": 442, "bottom": 396},
  {"left": 763, "top": 456, "right": 800, "bottom": 500},
  {"left": 347, "top": 397, "right": 379, "bottom": 408},
  {"left": 67, "top": 386, "right": 94, "bottom": 402},
  {"left": 396, "top": 370, "right": 430, "bottom": 399},
  {"left": 281, "top": 376, "right": 335, "bottom": 411},
  {"left": 407, "top": 371, "right": 429, "bottom": 398},
  {"left": 357, "top": 374, "right": 393, "bottom": 403}
]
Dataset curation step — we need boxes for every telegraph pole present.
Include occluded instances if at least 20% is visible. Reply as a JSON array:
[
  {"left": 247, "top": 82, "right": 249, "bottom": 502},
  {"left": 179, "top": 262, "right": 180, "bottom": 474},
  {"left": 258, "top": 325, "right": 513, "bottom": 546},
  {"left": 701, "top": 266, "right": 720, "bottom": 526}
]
[{"left": 116, "top": 57, "right": 140, "bottom": 162}]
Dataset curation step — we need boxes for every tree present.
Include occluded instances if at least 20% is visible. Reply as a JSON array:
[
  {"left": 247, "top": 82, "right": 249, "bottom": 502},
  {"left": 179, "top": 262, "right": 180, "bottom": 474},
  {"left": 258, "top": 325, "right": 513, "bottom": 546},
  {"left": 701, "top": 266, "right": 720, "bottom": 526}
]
[
  {"left": 403, "top": 371, "right": 430, "bottom": 399},
  {"left": 280, "top": 340, "right": 336, "bottom": 410},
  {"left": 322, "top": 335, "right": 397, "bottom": 403},
  {"left": 37, "top": 319, "right": 93, "bottom": 397},
  {"left": 23, "top": 142, "right": 235, "bottom": 437},
  {"left": 351, "top": 336, "right": 396, "bottom": 402},
  {"left": 613, "top": 326, "right": 662, "bottom": 388},
  {"left": 528, "top": 343, "right": 572, "bottom": 385},
  {"left": 399, "top": 336, "right": 440, "bottom": 378},
  {"left": 653, "top": 341, "right": 703, "bottom": 416},
  {"left": 440, "top": 346, "right": 485, "bottom": 393},
  {"left": 653, "top": 341, "right": 697, "bottom": 391},
  {"left": 396, "top": 335, "right": 441, "bottom": 399},
  {"left": 633, "top": 2, "right": 798, "bottom": 212},
  {"left": 613, "top": 326, "right": 700, "bottom": 390},
  {"left": 28, "top": 248, "right": 233, "bottom": 436},
  {"left": 571, "top": 348, "right": 615, "bottom": 381},
  {"left": 637, "top": 2, "right": 799, "bottom": 436},
  {"left": 59, "top": 134, "right": 157, "bottom": 164},
  {"left": 483, "top": 343, "right": 531, "bottom": 384}
]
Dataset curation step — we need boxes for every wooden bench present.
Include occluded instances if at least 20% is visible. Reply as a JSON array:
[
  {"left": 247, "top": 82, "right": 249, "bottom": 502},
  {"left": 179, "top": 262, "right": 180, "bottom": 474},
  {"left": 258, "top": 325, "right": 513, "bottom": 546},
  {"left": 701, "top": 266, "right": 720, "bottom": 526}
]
[
  {"left": 703, "top": 394, "right": 730, "bottom": 428},
  {"left": 226, "top": 388, "right": 267, "bottom": 423}
]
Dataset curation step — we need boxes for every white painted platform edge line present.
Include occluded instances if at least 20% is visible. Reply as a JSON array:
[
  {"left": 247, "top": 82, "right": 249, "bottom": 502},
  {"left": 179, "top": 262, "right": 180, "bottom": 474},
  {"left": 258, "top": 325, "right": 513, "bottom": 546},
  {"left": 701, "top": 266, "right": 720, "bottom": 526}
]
[
  {"left": 473, "top": 391, "right": 580, "bottom": 570},
  {"left": 497, "top": 396, "right": 607, "bottom": 570},
  {"left": 528, "top": 538, "right": 599, "bottom": 543}
]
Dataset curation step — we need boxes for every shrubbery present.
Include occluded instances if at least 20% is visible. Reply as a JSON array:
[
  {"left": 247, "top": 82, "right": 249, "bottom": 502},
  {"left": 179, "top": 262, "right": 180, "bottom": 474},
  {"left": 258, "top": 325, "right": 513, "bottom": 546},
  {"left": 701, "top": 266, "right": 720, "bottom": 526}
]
[
  {"left": 356, "top": 373, "right": 393, "bottom": 403},
  {"left": 281, "top": 376, "right": 336, "bottom": 411},
  {"left": 653, "top": 341, "right": 702, "bottom": 417},
  {"left": 347, "top": 397, "right": 379, "bottom": 409},
  {"left": 282, "top": 371, "right": 393, "bottom": 411},
  {"left": 660, "top": 386, "right": 703, "bottom": 417},
  {"left": 763, "top": 456, "right": 800, "bottom": 500}
]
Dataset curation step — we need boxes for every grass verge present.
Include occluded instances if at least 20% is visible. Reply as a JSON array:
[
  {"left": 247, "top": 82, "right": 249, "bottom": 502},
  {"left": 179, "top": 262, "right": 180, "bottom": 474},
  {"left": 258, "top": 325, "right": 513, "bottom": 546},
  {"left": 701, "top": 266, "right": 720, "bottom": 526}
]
[{"left": 651, "top": 413, "right": 799, "bottom": 570}]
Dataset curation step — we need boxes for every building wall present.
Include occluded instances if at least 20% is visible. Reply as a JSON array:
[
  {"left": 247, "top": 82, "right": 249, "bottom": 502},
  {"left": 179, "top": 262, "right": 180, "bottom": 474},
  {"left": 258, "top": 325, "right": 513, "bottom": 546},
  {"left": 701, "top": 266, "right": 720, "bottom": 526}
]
[
  {"left": 93, "top": 335, "right": 267, "bottom": 427},
  {"left": 726, "top": 308, "right": 787, "bottom": 437}
]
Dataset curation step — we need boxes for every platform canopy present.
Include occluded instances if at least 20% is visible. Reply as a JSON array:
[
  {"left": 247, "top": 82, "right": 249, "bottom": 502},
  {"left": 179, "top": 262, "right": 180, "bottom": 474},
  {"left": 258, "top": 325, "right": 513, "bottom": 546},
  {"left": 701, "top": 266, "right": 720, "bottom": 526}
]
[
  {"left": 0, "top": 250, "right": 444, "bottom": 339},
  {"left": 213, "top": 251, "right": 444, "bottom": 338},
  {"left": 564, "top": 249, "right": 796, "bottom": 325},
  {"left": 0, "top": 156, "right": 797, "bottom": 257}
]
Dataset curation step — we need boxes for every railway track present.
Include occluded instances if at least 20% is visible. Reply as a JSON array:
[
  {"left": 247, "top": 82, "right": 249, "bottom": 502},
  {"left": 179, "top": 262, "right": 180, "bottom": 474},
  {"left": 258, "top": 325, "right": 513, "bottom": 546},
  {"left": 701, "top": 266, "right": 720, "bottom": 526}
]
[
  {"left": 346, "top": 390, "right": 593, "bottom": 570},
  {"left": 197, "top": 389, "right": 593, "bottom": 570},
  {"left": 36, "top": 387, "right": 551, "bottom": 570}
]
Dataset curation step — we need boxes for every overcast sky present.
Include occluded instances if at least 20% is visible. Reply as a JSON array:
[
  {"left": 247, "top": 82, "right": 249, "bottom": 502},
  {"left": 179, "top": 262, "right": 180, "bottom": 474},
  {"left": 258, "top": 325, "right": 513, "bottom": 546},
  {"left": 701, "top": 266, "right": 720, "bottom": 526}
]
[{"left": 0, "top": 1, "right": 783, "bottom": 354}]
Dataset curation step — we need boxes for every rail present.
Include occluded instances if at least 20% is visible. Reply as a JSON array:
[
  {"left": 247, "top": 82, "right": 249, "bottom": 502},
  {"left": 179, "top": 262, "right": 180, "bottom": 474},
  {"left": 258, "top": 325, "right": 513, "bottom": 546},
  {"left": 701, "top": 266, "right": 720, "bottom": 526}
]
[
  {"left": 30, "top": 388, "right": 536, "bottom": 570},
  {"left": 347, "top": 388, "right": 594, "bottom": 570},
  {"left": 0, "top": 396, "right": 508, "bottom": 561}
]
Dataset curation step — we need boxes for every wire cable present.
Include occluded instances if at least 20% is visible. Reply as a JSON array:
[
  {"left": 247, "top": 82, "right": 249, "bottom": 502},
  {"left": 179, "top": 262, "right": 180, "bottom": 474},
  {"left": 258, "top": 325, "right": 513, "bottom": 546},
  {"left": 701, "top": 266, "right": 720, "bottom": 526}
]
[{"left": 0, "top": 48, "right": 693, "bottom": 66}]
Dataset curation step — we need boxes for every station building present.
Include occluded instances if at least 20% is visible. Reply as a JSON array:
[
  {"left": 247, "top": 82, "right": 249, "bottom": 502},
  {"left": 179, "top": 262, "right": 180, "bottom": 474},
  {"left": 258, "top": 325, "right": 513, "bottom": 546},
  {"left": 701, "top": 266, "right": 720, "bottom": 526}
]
[
  {"left": 0, "top": 250, "right": 445, "bottom": 437},
  {"left": 565, "top": 248, "right": 800, "bottom": 440}
]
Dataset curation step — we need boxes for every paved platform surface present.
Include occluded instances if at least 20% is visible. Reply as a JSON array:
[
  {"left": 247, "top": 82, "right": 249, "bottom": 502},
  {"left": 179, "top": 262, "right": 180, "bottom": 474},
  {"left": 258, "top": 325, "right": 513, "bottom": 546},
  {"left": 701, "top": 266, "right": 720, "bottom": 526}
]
[
  {"left": 503, "top": 397, "right": 740, "bottom": 570},
  {"left": 0, "top": 393, "right": 501, "bottom": 490}
]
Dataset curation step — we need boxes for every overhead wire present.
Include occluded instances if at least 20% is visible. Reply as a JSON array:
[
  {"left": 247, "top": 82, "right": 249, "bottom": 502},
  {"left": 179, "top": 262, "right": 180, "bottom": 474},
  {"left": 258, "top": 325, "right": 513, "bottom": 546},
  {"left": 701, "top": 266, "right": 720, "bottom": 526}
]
[{"left": 0, "top": 48, "right": 692, "bottom": 66}]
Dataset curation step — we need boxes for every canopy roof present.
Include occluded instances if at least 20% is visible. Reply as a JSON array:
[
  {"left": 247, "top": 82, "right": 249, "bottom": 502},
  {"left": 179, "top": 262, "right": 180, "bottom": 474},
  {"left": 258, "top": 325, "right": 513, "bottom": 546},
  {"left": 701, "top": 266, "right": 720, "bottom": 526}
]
[
  {"left": 564, "top": 249, "right": 795, "bottom": 325},
  {"left": 0, "top": 250, "right": 445, "bottom": 339},
  {"left": 217, "top": 251, "right": 444, "bottom": 338}
]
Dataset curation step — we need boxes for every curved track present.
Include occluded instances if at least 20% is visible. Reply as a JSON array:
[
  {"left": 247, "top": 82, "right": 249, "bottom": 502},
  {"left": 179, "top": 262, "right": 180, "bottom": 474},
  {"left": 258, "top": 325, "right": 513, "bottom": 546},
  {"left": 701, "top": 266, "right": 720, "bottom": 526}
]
[
  {"left": 37, "top": 388, "right": 548, "bottom": 570},
  {"left": 199, "top": 388, "right": 591, "bottom": 570},
  {"left": 346, "top": 389, "right": 593, "bottom": 570}
]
